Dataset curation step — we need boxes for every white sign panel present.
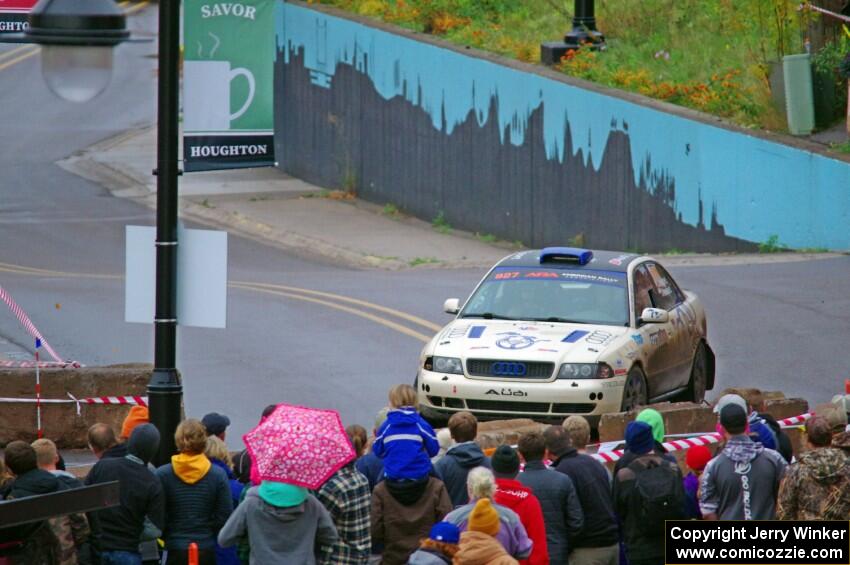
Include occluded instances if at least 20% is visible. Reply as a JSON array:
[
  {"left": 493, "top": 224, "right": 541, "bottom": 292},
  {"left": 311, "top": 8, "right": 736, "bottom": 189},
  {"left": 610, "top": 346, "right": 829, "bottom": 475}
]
[{"left": 125, "top": 225, "right": 228, "bottom": 328}]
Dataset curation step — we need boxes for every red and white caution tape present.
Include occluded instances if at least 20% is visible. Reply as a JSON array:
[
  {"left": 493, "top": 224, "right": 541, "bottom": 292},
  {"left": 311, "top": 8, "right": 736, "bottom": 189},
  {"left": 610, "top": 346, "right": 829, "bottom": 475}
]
[
  {"left": 799, "top": 2, "right": 850, "bottom": 23},
  {"left": 0, "top": 283, "right": 79, "bottom": 367},
  {"left": 590, "top": 411, "right": 815, "bottom": 463},
  {"left": 0, "top": 394, "right": 147, "bottom": 416}
]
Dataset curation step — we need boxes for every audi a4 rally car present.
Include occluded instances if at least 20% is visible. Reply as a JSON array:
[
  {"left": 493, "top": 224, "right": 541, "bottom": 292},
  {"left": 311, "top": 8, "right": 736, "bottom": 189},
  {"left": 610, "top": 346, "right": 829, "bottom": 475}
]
[{"left": 416, "top": 247, "right": 715, "bottom": 424}]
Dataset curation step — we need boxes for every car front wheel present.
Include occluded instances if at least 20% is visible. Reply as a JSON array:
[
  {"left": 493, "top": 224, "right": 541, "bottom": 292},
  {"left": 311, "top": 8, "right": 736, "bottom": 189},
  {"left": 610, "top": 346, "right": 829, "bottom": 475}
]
[{"left": 620, "top": 366, "right": 647, "bottom": 412}]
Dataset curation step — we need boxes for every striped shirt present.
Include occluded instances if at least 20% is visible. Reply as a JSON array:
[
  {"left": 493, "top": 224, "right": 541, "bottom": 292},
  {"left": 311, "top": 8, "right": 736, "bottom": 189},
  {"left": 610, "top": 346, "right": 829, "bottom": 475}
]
[{"left": 316, "top": 463, "right": 372, "bottom": 565}]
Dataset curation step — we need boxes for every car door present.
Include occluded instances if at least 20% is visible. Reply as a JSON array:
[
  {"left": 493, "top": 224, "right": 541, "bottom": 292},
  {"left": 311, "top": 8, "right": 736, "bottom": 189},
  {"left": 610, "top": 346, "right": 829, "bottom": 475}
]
[
  {"left": 631, "top": 263, "right": 675, "bottom": 398},
  {"left": 645, "top": 262, "right": 692, "bottom": 391}
]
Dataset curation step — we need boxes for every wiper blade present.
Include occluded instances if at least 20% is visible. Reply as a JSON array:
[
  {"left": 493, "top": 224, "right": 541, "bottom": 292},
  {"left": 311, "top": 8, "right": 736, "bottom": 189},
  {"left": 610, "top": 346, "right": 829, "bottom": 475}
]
[
  {"left": 530, "top": 317, "right": 583, "bottom": 324},
  {"left": 460, "top": 313, "right": 517, "bottom": 320}
]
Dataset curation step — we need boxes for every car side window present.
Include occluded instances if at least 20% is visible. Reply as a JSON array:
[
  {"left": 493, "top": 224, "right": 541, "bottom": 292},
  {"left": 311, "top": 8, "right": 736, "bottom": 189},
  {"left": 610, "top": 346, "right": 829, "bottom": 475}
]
[
  {"left": 646, "top": 262, "right": 679, "bottom": 311},
  {"left": 632, "top": 264, "right": 653, "bottom": 320},
  {"left": 654, "top": 263, "right": 686, "bottom": 305}
]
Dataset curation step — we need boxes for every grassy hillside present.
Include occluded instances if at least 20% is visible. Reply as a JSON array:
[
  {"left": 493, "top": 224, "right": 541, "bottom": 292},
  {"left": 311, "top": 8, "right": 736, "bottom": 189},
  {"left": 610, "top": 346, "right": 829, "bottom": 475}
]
[{"left": 312, "top": 0, "right": 848, "bottom": 131}]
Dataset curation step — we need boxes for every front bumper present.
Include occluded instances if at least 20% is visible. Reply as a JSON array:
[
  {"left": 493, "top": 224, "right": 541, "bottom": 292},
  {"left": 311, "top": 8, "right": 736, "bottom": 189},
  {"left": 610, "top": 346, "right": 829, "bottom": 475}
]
[{"left": 416, "top": 368, "right": 625, "bottom": 420}]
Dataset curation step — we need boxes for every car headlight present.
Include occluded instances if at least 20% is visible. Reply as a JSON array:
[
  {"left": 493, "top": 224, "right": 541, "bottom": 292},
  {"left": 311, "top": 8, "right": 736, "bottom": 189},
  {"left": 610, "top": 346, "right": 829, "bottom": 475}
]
[
  {"left": 557, "top": 363, "right": 613, "bottom": 379},
  {"left": 425, "top": 356, "right": 464, "bottom": 375}
]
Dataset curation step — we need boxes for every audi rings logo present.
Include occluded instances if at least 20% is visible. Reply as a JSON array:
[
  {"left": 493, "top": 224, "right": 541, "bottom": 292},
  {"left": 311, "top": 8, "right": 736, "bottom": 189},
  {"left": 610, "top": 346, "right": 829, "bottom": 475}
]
[{"left": 491, "top": 362, "right": 528, "bottom": 377}]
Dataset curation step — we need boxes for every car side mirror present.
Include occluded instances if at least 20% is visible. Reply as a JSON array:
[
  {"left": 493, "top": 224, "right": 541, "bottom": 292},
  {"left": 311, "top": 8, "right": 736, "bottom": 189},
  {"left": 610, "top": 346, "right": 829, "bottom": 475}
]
[
  {"left": 443, "top": 298, "right": 460, "bottom": 315},
  {"left": 639, "top": 307, "right": 668, "bottom": 324}
]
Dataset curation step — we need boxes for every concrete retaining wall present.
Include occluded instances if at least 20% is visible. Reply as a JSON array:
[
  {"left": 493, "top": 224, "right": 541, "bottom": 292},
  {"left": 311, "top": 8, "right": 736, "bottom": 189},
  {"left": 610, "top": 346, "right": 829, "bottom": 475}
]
[
  {"left": 274, "top": 1, "right": 850, "bottom": 252},
  {"left": 0, "top": 365, "right": 154, "bottom": 448}
]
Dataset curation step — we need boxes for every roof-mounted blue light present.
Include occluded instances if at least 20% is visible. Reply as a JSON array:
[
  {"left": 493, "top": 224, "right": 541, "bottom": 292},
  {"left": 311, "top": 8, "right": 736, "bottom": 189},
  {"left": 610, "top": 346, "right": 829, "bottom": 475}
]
[{"left": 539, "top": 247, "right": 593, "bottom": 266}]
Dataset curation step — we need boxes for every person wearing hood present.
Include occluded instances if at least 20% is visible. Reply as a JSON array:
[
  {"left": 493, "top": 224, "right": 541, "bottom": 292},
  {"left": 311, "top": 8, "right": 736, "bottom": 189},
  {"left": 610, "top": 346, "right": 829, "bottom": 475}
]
[
  {"left": 453, "top": 499, "right": 519, "bottom": 565},
  {"left": 777, "top": 416, "right": 850, "bottom": 520},
  {"left": 613, "top": 409, "right": 675, "bottom": 475},
  {"left": 543, "top": 426, "right": 618, "bottom": 565},
  {"left": 120, "top": 406, "right": 150, "bottom": 441},
  {"left": 700, "top": 403, "right": 786, "bottom": 520},
  {"left": 4, "top": 440, "right": 90, "bottom": 565},
  {"left": 491, "top": 446, "right": 548, "bottom": 565},
  {"left": 371, "top": 466, "right": 452, "bottom": 564},
  {"left": 85, "top": 424, "right": 165, "bottom": 564},
  {"left": 218, "top": 480, "right": 339, "bottom": 564},
  {"left": 444, "top": 467, "right": 532, "bottom": 561},
  {"left": 434, "top": 411, "right": 490, "bottom": 506},
  {"left": 613, "top": 422, "right": 686, "bottom": 565},
  {"left": 156, "top": 419, "right": 232, "bottom": 565},
  {"left": 372, "top": 385, "right": 439, "bottom": 481},
  {"left": 407, "top": 521, "right": 460, "bottom": 564}
]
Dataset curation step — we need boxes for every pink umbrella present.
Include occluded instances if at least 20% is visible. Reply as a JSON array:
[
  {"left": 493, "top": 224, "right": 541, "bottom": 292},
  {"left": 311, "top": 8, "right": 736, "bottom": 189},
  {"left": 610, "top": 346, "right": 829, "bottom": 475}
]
[{"left": 243, "top": 403, "right": 355, "bottom": 489}]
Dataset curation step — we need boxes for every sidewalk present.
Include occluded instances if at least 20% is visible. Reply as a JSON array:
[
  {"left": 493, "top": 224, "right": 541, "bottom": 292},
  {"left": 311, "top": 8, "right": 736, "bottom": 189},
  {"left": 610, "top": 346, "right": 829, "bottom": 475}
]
[{"left": 59, "top": 126, "right": 844, "bottom": 270}]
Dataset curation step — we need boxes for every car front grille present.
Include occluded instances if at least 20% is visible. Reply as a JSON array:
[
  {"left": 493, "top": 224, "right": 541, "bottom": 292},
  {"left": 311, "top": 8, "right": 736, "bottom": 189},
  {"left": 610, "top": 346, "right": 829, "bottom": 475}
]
[
  {"left": 465, "top": 399, "right": 551, "bottom": 413},
  {"left": 466, "top": 359, "right": 555, "bottom": 379},
  {"left": 425, "top": 397, "right": 597, "bottom": 416},
  {"left": 552, "top": 403, "right": 596, "bottom": 414}
]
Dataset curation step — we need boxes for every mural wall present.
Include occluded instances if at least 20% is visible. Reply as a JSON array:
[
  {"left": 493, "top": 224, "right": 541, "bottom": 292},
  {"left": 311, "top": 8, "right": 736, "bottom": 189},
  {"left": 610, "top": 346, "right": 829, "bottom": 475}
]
[{"left": 274, "top": 1, "right": 850, "bottom": 252}]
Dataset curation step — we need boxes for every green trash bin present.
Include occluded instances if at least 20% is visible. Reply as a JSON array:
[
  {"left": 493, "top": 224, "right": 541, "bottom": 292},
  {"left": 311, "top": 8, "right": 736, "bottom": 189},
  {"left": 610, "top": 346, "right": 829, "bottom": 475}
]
[{"left": 783, "top": 53, "right": 815, "bottom": 136}]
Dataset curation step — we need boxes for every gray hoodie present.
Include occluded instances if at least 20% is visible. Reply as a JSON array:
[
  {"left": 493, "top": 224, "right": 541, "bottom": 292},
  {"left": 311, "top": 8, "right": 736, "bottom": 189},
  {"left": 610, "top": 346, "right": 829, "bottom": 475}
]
[
  {"left": 218, "top": 487, "right": 338, "bottom": 565},
  {"left": 699, "top": 435, "right": 787, "bottom": 520}
]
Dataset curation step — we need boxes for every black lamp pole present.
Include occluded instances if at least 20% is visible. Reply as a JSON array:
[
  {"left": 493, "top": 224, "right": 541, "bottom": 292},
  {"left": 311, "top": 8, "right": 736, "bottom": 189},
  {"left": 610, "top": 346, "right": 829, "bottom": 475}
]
[
  {"left": 148, "top": 0, "right": 182, "bottom": 467},
  {"left": 540, "top": 0, "right": 606, "bottom": 65}
]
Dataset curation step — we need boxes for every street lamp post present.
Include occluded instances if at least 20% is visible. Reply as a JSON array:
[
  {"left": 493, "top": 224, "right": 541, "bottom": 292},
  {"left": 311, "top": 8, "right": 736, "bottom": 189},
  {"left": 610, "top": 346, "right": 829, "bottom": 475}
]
[
  {"left": 149, "top": 0, "right": 182, "bottom": 467},
  {"left": 1, "top": 0, "right": 182, "bottom": 465},
  {"left": 540, "top": 0, "right": 606, "bottom": 66}
]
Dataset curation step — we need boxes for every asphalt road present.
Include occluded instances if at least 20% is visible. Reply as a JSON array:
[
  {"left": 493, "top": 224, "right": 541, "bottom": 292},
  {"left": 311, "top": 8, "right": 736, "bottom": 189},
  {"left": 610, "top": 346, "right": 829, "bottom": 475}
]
[{"left": 1, "top": 4, "right": 848, "bottom": 446}]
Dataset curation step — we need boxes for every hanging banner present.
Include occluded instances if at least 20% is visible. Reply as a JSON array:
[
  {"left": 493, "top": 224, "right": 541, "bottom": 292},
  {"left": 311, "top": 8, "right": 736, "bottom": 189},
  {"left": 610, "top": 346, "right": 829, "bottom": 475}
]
[
  {"left": 0, "top": 0, "right": 37, "bottom": 32},
  {"left": 183, "top": 0, "right": 276, "bottom": 172}
]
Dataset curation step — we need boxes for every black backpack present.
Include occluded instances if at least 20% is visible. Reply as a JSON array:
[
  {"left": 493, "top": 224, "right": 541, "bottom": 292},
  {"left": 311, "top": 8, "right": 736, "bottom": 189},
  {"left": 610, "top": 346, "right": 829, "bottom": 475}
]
[{"left": 629, "top": 456, "right": 686, "bottom": 537}]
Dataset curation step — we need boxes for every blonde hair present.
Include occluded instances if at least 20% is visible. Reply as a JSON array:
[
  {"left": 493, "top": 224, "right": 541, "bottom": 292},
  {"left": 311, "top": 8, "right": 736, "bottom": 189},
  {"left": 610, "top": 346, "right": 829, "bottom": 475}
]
[
  {"left": 466, "top": 466, "right": 496, "bottom": 500},
  {"left": 562, "top": 415, "right": 591, "bottom": 449},
  {"left": 175, "top": 419, "right": 208, "bottom": 454},
  {"left": 388, "top": 384, "right": 417, "bottom": 409},
  {"left": 31, "top": 438, "right": 58, "bottom": 467},
  {"left": 205, "top": 435, "right": 232, "bottom": 466}
]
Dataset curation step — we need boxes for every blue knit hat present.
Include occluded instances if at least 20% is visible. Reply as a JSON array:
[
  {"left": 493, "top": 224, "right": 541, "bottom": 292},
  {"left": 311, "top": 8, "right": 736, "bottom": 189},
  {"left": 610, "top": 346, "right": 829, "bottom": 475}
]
[
  {"left": 429, "top": 521, "right": 460, "bottom": 544},
  {"left": 625, "top": 421, "right": 654, "bottom": 455}
]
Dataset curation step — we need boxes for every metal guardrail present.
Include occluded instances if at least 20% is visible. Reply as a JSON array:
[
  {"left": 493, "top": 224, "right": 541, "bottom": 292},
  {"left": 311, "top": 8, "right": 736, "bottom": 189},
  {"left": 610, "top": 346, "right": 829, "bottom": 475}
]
[{"left": 0, "top": 481, "right": 120, "bottom": 528}]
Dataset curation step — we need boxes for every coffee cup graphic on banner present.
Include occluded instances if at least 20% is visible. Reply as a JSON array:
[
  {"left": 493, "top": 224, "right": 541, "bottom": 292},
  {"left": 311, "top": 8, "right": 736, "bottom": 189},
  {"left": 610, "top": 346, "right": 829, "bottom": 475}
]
[{"left": 184, "top": 60, "right": 255, "bottom": 131}]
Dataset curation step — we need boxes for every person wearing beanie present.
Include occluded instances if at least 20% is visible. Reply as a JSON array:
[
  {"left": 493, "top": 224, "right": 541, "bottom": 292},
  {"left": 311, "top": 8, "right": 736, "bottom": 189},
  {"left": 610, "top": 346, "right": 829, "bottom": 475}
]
[
  {"left": 613, "top": 421, "right": 686, "bottom": 565},
  {"left": 219, "top": 480, "right": 339, "bottom": 564},
  {"left": 444, "top": 467, "right": 532, "bottom": 561},
  {"left": 614, "top": 409, "right": 675, "bottom": 475},
  {"left": 700, "top": 404, "right": 787, "bottom": 520},
  {"left": 121, "top": 405, "right": 150, "bottom": 440},
  {"left": 682, "top": 445, "right": 713, "bottom": 519},
  {"left": 156, "top": 419, "right": 233, "bottom": 565},
  {"left": 454, "top": 499, "right": 519, "bottom": 565},
  {"left": 777, "top": 416, "right": 850, "bottom": 520},
  {"left": 85, "top": 423, "right": 165, "bottom": 563},
  {"left": 491, "top": 446, "right": 548, "bottom": 565},
  {"left": 407, "top": 522, "right": 461, "bottom": 564}
]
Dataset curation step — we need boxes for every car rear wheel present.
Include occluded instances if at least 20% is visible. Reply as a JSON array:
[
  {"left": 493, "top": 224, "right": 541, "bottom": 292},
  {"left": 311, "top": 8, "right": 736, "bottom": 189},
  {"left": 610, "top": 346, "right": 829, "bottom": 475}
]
[
  {"left": 685, "top": 341, "right": 708, "bottom": 404},
  {"left": 620, "top": 367, "right": 647, "bottom": 412}
]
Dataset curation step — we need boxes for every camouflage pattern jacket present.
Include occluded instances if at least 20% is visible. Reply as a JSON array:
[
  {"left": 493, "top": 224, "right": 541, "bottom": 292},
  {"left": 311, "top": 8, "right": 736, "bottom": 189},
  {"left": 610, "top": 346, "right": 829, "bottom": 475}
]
[{"left": 776, "top": 448, "right": 850, "bottom": 521}]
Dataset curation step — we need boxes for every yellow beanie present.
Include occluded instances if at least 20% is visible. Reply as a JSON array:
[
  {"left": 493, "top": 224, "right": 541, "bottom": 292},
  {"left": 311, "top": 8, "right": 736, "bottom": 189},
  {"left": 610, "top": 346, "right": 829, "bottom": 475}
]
[{"left": 467, "top": 498, "right": 500, "bottom": 537}]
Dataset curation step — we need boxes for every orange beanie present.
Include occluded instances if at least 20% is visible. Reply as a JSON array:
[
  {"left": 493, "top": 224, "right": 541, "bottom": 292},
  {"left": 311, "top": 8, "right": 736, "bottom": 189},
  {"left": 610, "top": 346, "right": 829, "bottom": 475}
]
[
  {"left": 121, "top": 406, "right": 150, "bottom": 439},
  {"left": 467, "top": 498, "right": 500, "bottom": 537}
]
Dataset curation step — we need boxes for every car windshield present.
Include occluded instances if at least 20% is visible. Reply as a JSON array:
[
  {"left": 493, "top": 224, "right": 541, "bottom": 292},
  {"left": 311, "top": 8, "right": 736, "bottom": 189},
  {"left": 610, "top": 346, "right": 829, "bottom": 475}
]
[{"left": 460, "top": 267, "right": 629, "bottom": 326}]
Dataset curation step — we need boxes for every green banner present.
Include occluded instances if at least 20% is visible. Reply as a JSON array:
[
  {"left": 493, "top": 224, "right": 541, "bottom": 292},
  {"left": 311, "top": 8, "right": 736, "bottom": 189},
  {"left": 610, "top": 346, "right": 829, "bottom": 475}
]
[{"left": 183, "top": 0, "right": 276, "bottom": 172}]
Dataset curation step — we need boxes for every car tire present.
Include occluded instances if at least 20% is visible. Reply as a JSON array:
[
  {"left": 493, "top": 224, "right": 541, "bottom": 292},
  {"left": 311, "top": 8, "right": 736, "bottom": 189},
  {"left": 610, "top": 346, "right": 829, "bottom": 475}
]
[
  {"left": 685, "top": 341, "right": 708, "bottom": 404},
  {"left": 620, "top": 366, "right": 647, "bottom": 412},
  {"left": 418, "top": 404, "right": 449, "bottom": 428}
]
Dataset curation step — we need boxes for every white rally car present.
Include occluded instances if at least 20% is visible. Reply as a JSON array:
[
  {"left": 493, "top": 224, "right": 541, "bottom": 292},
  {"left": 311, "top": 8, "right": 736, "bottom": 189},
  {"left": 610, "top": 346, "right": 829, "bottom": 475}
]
[{"left": 416, "top": 247, "right": 714, "bottom": 424}]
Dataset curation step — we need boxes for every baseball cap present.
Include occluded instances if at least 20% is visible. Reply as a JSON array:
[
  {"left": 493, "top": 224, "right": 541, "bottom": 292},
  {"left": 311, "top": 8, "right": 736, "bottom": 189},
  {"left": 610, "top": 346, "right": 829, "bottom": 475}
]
[
  {"left": 429, "top": 521, "right": 460, "bottom": 544},
  {"left": 720, "top": 403, "right": 748, "bottom": 434},
  {"left": 713, "top": 394, "right": 748, "bottom": 415}
]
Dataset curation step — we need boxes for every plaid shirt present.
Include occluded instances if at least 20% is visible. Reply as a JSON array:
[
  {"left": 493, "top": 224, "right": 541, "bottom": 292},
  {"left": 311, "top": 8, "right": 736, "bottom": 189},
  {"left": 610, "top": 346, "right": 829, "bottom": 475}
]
[{"left": 316, "top": 463, "right": 372, "bottom": 565}]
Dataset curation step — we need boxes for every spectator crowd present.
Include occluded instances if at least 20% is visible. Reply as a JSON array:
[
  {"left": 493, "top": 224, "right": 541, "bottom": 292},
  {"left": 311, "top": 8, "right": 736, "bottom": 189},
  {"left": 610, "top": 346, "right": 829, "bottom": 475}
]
[{"left": 1, "top": 385, "right": 849, "bottom": 565}]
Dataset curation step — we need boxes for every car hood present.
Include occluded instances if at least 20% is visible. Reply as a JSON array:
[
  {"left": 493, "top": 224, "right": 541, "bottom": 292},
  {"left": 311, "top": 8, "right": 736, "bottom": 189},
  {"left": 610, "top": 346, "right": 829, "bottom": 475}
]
[{"left": 430, "top": 320, "right": 628, "bottom": 362}]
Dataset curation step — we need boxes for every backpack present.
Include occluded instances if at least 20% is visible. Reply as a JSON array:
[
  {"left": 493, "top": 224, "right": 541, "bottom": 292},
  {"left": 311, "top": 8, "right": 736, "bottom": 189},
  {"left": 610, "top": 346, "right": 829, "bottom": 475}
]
[{"left": 629, "top": 457, "right": 686, "bottom": 537}]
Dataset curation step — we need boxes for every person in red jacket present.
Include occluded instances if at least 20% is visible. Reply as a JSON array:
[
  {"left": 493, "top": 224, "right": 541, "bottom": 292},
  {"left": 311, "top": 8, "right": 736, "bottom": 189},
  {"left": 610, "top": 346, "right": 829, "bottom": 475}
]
[{"left": 491, "top": 445, "right": 549, "bottom": 565}]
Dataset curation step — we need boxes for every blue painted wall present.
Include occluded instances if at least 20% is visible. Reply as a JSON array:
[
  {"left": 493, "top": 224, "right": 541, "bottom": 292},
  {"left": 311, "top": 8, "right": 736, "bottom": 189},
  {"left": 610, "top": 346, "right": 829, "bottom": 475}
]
[{"left": 275, "top": 2, "right": 850, "bottom": 250}]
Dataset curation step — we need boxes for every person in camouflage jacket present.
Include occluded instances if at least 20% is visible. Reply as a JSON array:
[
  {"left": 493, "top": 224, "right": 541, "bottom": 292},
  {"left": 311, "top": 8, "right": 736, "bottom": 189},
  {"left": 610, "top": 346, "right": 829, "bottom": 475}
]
[{"left": 777, "top": 417, "right": 850, "bottom": 521}]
